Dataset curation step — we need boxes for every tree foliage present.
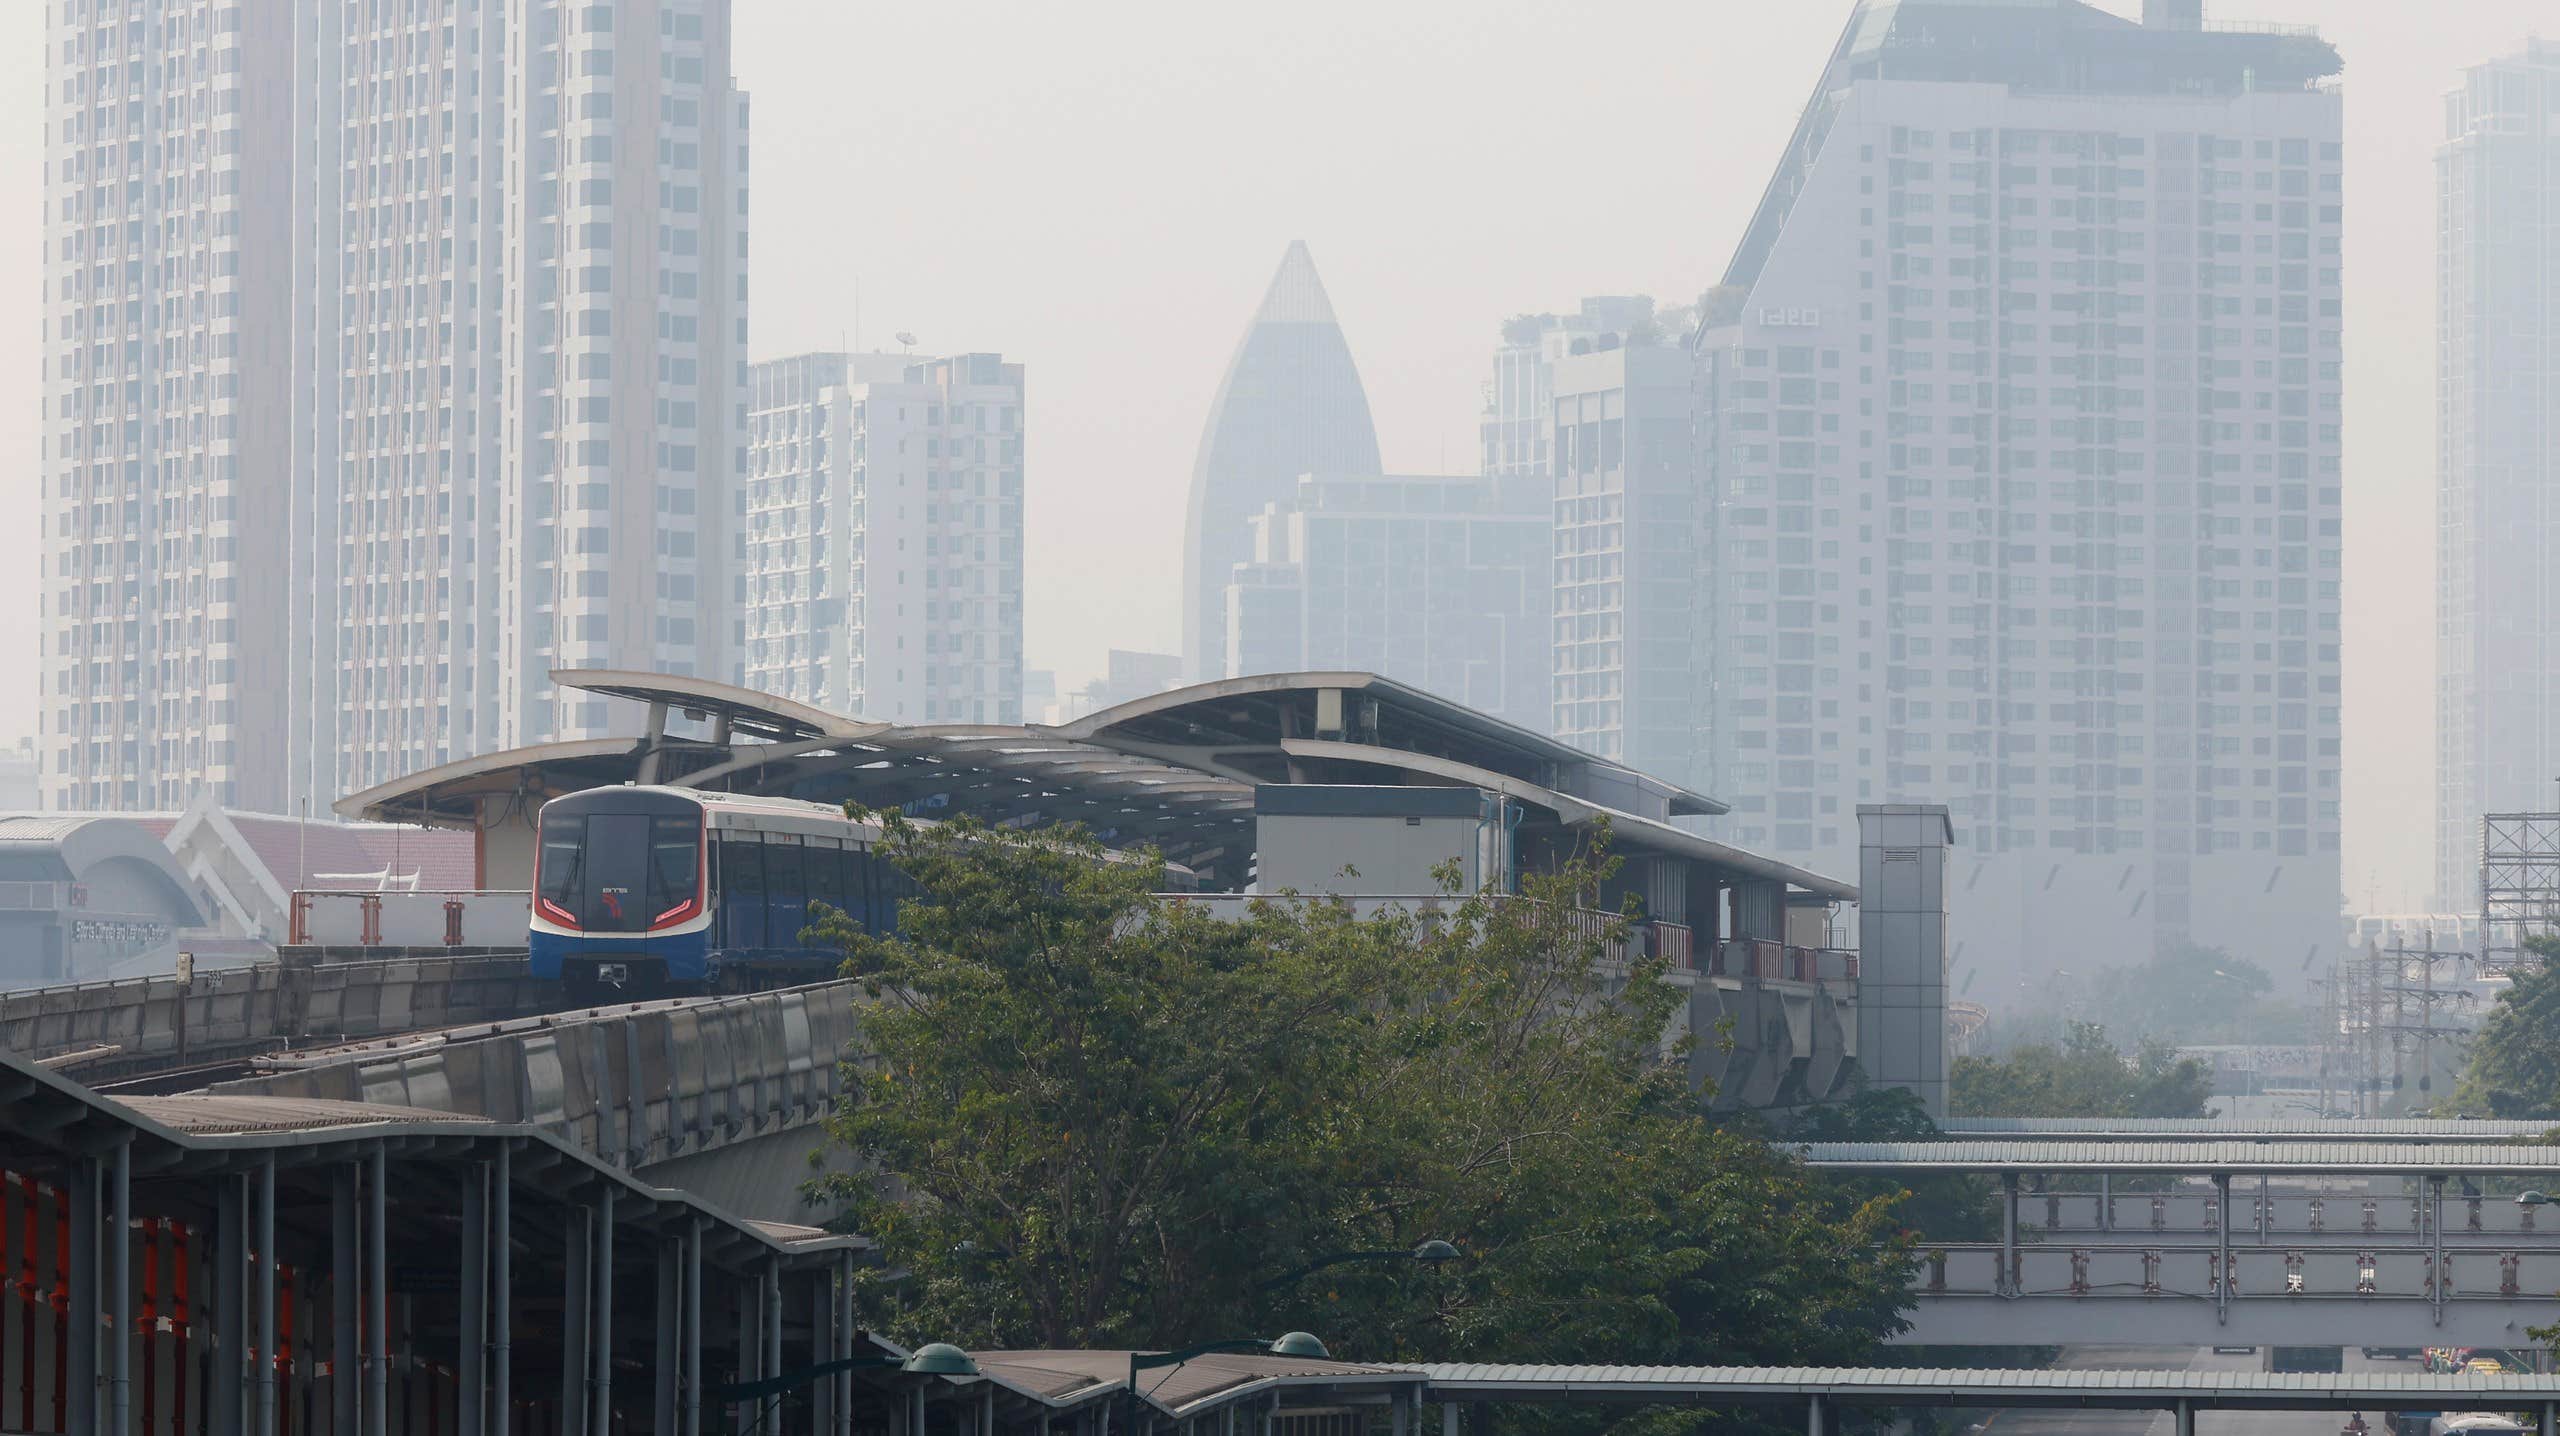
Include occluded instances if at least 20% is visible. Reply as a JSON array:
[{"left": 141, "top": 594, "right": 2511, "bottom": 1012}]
[
  {"left": 1949, "top": 1022, "right": 2214, "bottom": 1120},
  {"left": 1985, "top": 944, "right": 2312, "bottom": 1051},
  {"left": 2453, "top": 938, "right": 2560, "bottom": 1118},
  {"left": 809, "top": 811, "right": 1913, "bottom": 1369}
]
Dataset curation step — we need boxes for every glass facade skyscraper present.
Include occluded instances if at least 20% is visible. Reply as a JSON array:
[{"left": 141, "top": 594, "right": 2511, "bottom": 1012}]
[{"left": 1182, "top": 241, "right": 1383, "bottom": 681}]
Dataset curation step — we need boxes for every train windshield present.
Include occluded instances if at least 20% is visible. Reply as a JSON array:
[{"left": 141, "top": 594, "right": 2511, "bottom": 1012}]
[{"left": 537, "top": 807, "right": 701, "bottom": 932}]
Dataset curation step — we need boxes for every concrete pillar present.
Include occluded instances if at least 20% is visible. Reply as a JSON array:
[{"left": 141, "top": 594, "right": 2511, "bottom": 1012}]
[
  {"left": 1444, "top": 1402, "right": 1460, "bottom": 1436},
  {"left": 333, "top": 1167, "right": 359, "bottom": 1436},
  {"left": 2176, "top": 1400, "right": 2195, "bottom": 1436},
  {"left": 1807, "top": 1393, "right": 1827, "bottom": 1436},
  {"left": 2538, "top": 1403, "right": 2554, "bottom": 1436},
  {"left": 1854, "top": 805, "right": 1954, "bottom": 1118}
]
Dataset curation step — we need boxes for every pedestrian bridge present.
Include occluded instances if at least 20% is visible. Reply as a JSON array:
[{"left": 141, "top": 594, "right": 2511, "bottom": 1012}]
[
  {"left": 1415, "top": 1365, "right": 2558, "bottom": 1436},
  {"left": 1799, "top": 1139, "right": 2560, "bottom": 1349}
]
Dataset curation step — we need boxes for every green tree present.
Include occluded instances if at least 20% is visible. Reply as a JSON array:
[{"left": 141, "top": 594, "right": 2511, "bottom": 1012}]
[
  {"left": 2453, "top": 937, "right": 2560, "bottom": 1118},
  {"left": 2085, "top": 943, "right": 2313, "bottom": 1047},
  {"left": 1949, "top": 1022, "right": 2214, "bottom": 1119},
  {"left": 809, "top": 811, "right": 1913, "bottom": 1368}
]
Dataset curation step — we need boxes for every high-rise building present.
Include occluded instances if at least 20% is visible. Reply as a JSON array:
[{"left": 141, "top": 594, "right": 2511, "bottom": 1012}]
[
  {"left": 1224, "top": 473, "right": 1548, "bottom": 731},
  {"left": 1182, "top": 241, "right": 1383, "bottom": 680},
  {"left": 2435, "top": 38, "right": 2560, "bottom": 911},
  {"left": 1479, "top": 297, "right": 1656, "bottom": 486},
  {"left": 1549, "top": 330, "right": 1702, "bottom": 786},
  {"left": 1694, "top": 0, "right": 2345, "bottom": 990},
  {"left": 42, "top": 1, "right": 747, "bottom": 813},
  {"left": 742, "top": 351, "right": 1025, "bottom": 724}
]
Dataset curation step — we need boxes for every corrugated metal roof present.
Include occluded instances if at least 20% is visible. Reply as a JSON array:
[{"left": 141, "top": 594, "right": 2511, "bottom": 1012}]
[
  {"left": 1415, "top": 1364, "right": 2560, "bottom": 1400},
  {"left": 1793, "top": 1139, "right": 2560, "bottom": 1172},
  {"left": 120, "top": 1094, "right": 493, "bottom": 1136},
  {"left": 1947, "top": 1117, "right": 2558, "bottom": 1141},
  {"left": 970, "top": 1350, "right": 1418, "bottom": 1415}
]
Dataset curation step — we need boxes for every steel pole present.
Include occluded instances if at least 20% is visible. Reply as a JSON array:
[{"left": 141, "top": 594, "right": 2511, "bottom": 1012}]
[
  {"left": 2214, "top": 1174, "right": 2232, "bottom": 1323},
  {"left": 493, "top": 1142, "right": 511, "bottom": 1433},
  {"left": 109, "top": 1137, "right": 130, "bottom": 1436},
  {"left": 656, "top": 1240, "right": 681, "bottom": 1435},
  {"left": 2430, "top": 1174, "right": 2447, "bottom": 1324},
  {"left": 684, "top": 1219, "right": 703, "bottom": 1436},
  {"left": 67, "top": 1155, "right": 97, "bottom": 1435},
  {"left": 256, "top": 1155, "right": 277, "bottom": 1436},
  {"left": 837, "top": 1254, "right": 856, "bottom": 1436},
  {"left": 333, "top": 1167, "right": 358, "bottom": 1436},
  {"left": 810, "top": 1271, "right": 833, "bottom": 1436},
  {"left": 2177, "top": 1400, "right": 2195, "bottom": 1436},
  {"left": 2000, "top": 1173, "right": 2019, "bottom": 1297},
  {"left": 460, "top": 1165, "right": 487, "bottom": 1436},
  {"left": 562, "top": 1209, "right": 590, "bottom": 1434},
  {"left": 763, "top": 1262, "right": 783, "bottom": 1433},
  {"left": 1806, "top": 1393, "right": 1826, "bottom": 1436},
  {"left": 216, "top": 1176, "right": 245, "bottom": 1432},
  {"left": 592, "top": 1188, "right": 614, "bottom": 1436},
  {"left": 367, "top": 1147, "right": 388, "bottom": 1436}
]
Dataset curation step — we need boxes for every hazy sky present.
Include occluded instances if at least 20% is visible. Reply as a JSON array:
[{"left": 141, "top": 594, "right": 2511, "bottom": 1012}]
[{"left": 0, "top": 0, "right": 2548, "bottom": 913}]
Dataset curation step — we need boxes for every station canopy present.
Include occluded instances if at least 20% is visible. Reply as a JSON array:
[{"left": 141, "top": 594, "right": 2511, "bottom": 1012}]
[{"left": 339, "top": 670, "right": 1849, "bottom": 899}]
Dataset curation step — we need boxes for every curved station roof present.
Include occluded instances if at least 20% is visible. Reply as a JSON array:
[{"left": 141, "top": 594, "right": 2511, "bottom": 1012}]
[{"left": 341, "top": 669, "right": 1851, "bottom": 900}]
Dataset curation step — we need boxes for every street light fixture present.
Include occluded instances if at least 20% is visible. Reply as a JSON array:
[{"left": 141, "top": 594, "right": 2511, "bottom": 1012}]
[
  {"left": 709, "top": 1339, "right": 980, "bottom": 1404},
  {"left": 1127, "top": 1332, "right": 1334, "bottom": 1424},
  {"left": 1257, "top": 1239, "right": 1461, "bottom": 1292}
]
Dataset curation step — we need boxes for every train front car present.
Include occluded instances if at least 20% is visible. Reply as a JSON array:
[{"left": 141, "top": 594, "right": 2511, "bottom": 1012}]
[{"left": 531, "top": 787, "right": 712, "bottom": 1000}]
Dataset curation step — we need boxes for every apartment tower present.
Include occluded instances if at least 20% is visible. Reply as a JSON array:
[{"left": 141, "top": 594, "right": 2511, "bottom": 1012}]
[
  {"left": 742, "top": 351, "right": 1026, "bottom": 724},
  {"left": 42, "top": 0, "right": 746, "bottom": 812},
  {"left": 1695, "top": 0, "right": 2345, "bottom": 991},
  {"left": 2435, "top": 39, "right": 2560, "bottom": 910}
]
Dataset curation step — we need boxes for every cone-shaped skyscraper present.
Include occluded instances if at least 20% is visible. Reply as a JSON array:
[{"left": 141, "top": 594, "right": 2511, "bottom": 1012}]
[{"left": 1182, "top": 242, "right": 1384, "bottom": 679}]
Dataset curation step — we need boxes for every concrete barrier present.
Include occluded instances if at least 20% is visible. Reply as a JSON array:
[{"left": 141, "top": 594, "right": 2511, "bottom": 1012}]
[
  {"left": 211, "top": 982, "right": 867, "bottom": 1190},
  {"left": 0, "top": 953, "right": 546, "bottom": 1079}
]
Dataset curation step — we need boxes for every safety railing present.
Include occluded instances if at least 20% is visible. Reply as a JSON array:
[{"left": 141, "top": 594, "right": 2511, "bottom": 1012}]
[
  {"left": 1702, "top": 939, "right": 1859, "bottom": 984},
  {"left": 288, "top": 889, "right": 530, "bottom": 947}
]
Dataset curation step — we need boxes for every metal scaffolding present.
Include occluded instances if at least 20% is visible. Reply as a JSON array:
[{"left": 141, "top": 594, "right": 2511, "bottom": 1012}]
[{"left": 2481, "top": 813, "right": 2560, "bottom": 971}]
